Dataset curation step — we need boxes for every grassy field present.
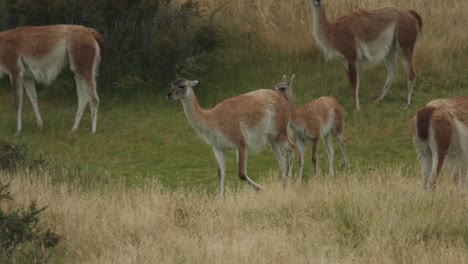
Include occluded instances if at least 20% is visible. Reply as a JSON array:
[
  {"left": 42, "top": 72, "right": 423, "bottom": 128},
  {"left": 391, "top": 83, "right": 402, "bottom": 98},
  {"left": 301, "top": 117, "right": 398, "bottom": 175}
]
[
  {"left": 0, "top": 0, "right": 466, "bottom": 190},
  {"left": 0, "top": 54, "right": 465, "bottom": 190},
  {"left": 0, "top": 0, "right": 467, "bottom": 262},
  {"left": 2, "top": 167, "right": 467, "bottom": 263}
]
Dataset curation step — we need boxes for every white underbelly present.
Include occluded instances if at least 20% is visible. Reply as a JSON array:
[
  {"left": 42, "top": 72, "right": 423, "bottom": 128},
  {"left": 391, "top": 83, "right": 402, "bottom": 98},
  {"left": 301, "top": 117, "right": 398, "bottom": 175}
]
[
  {"left": 356, "top": 24, "right": 395, "bottom": 64},
  {"left": 21, "top": 42, "right": 68, "bottom": 85}
]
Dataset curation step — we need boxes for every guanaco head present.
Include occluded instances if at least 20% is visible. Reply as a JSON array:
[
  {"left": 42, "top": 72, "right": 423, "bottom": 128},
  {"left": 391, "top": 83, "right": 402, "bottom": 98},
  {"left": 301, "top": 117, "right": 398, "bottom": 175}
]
[
  {"left": 311, "top": 0, "right": 322, "bottom": 8},
  {"left": 274, "top": 74, "right": 295, "bottom": 102},
  {"left": 166, "top": 78, "right": 198, "bottom": 101}
]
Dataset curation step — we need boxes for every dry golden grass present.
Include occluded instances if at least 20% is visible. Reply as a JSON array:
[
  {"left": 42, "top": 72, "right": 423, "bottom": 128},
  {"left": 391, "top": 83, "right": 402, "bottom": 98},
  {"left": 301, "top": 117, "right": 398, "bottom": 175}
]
[
  {"left": 3, "top": 166, "right": 467, "bottom": 263},
  {"left": 192, "top": 0, "right": 467, "bottom": 75}
]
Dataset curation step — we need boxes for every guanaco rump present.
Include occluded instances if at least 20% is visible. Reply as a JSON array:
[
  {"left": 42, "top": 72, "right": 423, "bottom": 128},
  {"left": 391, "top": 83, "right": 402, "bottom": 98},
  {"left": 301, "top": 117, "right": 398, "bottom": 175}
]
[
  {"left": 166, "top": 78, "right": 296, "bottom": 197},
  {"left": 275, "top": 75, "right": 347, "bottom": 182},
  {"left": 309, "top": 0, "right": 422, "bottom": 111},
  {"left": 0, "top": 25, "right": 106, "bottom": 134},
  {"left": 413, "top": 96, "right": 468, "bottom": 190}
]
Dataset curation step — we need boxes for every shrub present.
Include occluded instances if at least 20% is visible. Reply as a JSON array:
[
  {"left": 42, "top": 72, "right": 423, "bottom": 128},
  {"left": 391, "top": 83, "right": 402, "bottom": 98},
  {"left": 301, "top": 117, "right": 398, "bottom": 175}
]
[
  {"left": 0, "top": 181, "right": 60, "bottom": 261},
  {"left": 0, "top": 140, "right": 26, "bottom": 172},
  {"left": 0, "top": 140, "right": 48, "bottom": 173}
]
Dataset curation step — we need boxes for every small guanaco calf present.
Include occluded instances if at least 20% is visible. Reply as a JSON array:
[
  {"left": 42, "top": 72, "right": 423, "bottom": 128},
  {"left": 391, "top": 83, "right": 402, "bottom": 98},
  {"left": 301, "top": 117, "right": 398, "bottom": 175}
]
[{"left": 275, "top": 75, "right": 348, "bottom": 182}]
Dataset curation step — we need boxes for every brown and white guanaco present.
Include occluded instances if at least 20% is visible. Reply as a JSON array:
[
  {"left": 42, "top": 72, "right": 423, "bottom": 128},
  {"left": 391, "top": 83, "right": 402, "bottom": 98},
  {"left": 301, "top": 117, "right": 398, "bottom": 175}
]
[
  {"left": 167, "top": 78, "right": 296, "bottom": 197},
  {"left": 310, "top": 0, "right": 422, "bottom": 111},
  {"left": 275, "top": 75, "right": 347, "bottom": 182},
  {"left": 413, "top": 96, "right": 468, "bottom": 189},
  {"left": 0, "top": 25, "right": 106, "bottom": 134}
]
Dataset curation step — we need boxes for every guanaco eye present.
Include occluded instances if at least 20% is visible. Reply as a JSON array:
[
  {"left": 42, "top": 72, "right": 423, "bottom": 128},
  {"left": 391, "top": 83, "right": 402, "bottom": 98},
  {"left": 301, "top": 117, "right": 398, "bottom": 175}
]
[{"left": 178, "top": 85, "right": 185, "bottom": 89}]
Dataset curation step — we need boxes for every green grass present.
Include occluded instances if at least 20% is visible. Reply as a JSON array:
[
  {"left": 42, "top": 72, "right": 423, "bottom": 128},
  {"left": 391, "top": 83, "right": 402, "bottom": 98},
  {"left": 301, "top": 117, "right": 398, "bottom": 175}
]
[{"left": 0, "top": 51, "right": 467, "bottom": 191}]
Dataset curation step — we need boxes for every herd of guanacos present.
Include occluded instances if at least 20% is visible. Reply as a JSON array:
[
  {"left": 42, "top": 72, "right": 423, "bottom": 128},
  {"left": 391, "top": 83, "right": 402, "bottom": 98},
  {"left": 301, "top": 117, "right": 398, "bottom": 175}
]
[{"left": 0, "top": 0, "right": 466, "bottom": 197}]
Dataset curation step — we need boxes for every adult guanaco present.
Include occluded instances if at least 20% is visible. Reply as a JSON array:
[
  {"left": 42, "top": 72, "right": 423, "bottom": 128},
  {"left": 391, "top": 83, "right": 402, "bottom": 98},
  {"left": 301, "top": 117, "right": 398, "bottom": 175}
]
[
  {"left": 0, "top": 25, "right": 106, "bottom": 134},
  {"left": 413, "top": 96, "right": 468, "bottom": 189},
  {"left": 166, "top": 78, "right": 296, "bottom": 197},
  {"left": 310, "top": 0, "right": 422, "bottom": 111}
]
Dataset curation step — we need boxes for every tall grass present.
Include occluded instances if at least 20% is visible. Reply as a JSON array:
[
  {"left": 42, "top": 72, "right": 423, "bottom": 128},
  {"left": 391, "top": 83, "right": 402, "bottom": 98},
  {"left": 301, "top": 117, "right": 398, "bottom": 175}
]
[{"left": 2, "top": 166, "right": 467, "bottom": 263}]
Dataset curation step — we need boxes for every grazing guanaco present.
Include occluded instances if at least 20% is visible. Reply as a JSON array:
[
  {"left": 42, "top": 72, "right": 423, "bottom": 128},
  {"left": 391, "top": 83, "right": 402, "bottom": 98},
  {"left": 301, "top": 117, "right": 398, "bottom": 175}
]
[
  {"left": 275, "top": 75, "right": 347, "bottom": 182},
  {"left": 413, "top": 96, "right": 468, "bottom": 189},
  {"left": 166, "top": 78, "right": 296, "bottom": 197},
  {"left": 310, "top": 0, "right": 422, "bottom": 111},
  {"left": 0, "top": 25, "right": 106, "bottom": 134}
]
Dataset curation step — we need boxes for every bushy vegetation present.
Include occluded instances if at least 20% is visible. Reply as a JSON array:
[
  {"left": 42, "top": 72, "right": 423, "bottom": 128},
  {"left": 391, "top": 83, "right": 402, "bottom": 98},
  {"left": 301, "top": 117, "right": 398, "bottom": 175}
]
[
  {"left": 0, "top": 140, "right": 27, "bottom": 172},
  {"left": 0, "top": 180, "right": 60, "bottom": 262},
  {"left": 0, "top": 0, "right": 224, "bottom": 96},
  {"left": 0, "top": 141, "right": 57, "bottom": 262},
  {"left": 0, "top": 140, "right": 47, "bottom": 173}
]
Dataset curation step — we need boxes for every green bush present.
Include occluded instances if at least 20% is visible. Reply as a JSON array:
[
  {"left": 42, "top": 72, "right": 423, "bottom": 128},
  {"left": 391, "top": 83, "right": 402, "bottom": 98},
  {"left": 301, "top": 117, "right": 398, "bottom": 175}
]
[
  {"left": 0, "top": 181, "right": 60, "bottom": 261},
  {"left": 0, "top": 140, "right": 26, "bottom": 172},
  {"left": 0, "top": 140, "right": 48, "bottom": 173},
  {"left": 0, "top": 0, "right": 224, "bottom": 96}
]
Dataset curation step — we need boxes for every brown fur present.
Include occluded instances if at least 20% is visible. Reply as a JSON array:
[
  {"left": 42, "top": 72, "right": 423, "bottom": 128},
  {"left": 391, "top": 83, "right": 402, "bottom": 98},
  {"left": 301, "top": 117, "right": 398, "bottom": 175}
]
[
  {"left": 294, "top": 97, "right": 345, "bottom": 139},
  {"left": 0, "top": 25, "right": 106, "bottom": 59},
  {"left": 413, "top": 96, "right": 468, "bottom": 189},
  {"left": 183, "top": 89, "right": 292, "bottom": 148},
  {"left": 87, "top": 28, "right": 107, "bottom": 57},
  {"left": 408, "top": 10, "right": 423, "bottom": 30},
  {"left": 416, "top": 106, "right": 436, "bottom": 141}
]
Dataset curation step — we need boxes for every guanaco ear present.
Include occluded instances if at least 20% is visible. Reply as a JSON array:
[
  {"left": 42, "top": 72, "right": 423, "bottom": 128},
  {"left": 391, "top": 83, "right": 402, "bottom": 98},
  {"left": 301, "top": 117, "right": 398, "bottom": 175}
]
[
  {"left": 282, "top": 74, "right": 287, "bottom": 81},
  {"left": 190, "top": 80, "right": 199, "bottom": 87},
  {"left": 288, "top": 74, "right": 295, "bottom": 87}
]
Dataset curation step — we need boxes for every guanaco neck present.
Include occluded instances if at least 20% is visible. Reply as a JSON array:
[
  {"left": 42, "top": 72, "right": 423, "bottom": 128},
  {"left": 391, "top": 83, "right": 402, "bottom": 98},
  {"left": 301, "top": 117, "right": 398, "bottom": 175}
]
[
  {"left": 285, "top": 91, "right": 301, "bottom": 125},
  {"left": 311, "top": 3, "right": 332, "bottom": 51},
  {"left": 180, "top": 87, "right": 209, "bottom": 132},
  {"left": 288, "top": 93, "right": 297, "bottom": 113}
]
